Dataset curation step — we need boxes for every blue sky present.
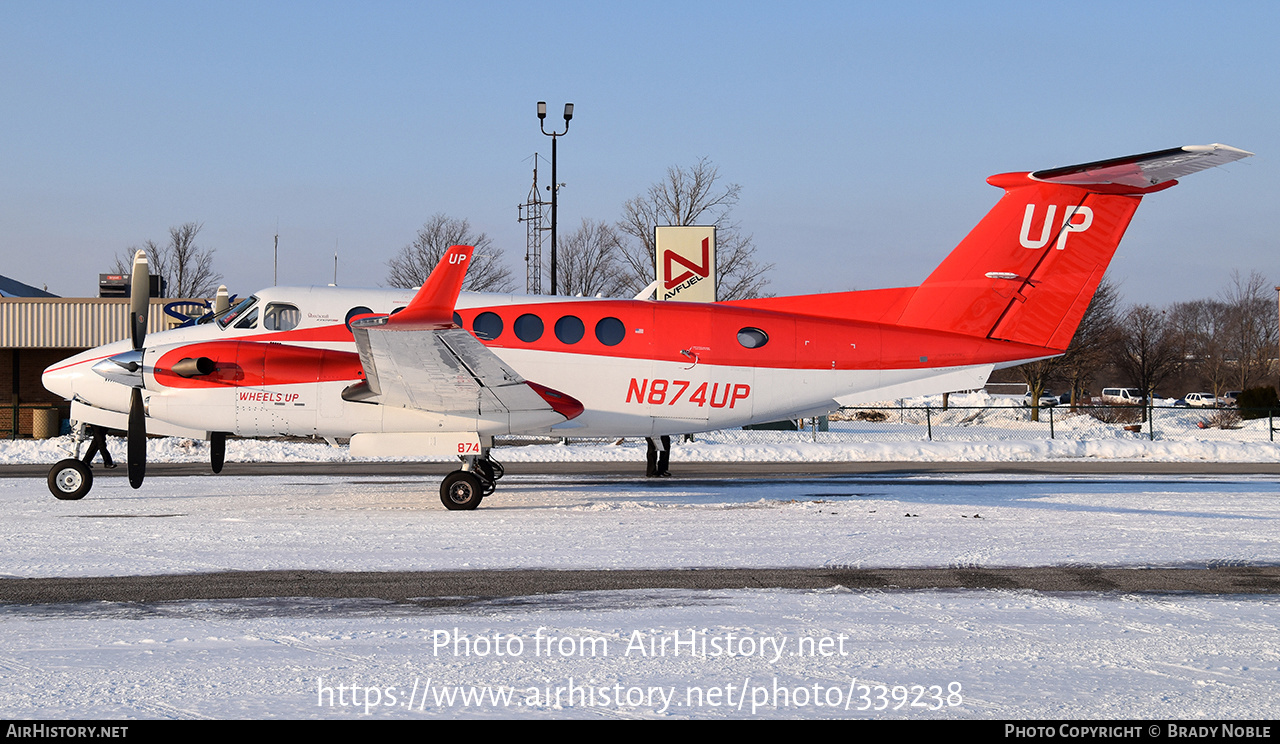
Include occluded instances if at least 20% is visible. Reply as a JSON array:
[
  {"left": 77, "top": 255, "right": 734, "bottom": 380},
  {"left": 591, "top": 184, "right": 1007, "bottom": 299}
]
[{"left": 1, "top": 1, "right": 1275, "bottom": 305}]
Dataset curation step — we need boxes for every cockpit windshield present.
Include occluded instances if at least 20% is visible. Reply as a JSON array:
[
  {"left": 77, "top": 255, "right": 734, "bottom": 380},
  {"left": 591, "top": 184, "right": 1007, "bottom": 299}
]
[{"left": 216, "top": 295, "right": 259, "bottom": 329}]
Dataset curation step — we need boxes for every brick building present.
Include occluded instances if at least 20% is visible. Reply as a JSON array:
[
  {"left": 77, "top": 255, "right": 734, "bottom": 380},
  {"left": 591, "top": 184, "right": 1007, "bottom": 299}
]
[{"left": 1, "top": 278, "right": 188, "bottom": 437}]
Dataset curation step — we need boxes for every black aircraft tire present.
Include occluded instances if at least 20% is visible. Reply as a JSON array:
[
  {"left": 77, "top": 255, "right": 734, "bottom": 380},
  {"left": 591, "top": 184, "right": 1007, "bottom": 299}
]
[
  {"left": 440, "top": 471, "right": 484, "bottom": 511},
  {"left": 48, "top": 459, "right": 93, "bottom": 500}
]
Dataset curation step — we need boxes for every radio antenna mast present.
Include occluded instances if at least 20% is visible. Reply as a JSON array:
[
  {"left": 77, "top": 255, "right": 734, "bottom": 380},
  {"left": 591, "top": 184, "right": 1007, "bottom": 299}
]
[{"left": 517, "top": 154, "right": 548, "bottom": 294}]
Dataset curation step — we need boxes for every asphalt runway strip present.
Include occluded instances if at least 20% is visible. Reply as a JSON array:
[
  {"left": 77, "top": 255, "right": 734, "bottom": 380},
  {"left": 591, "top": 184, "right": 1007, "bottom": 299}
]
[{"left": 1, "top": 567, "right": 1278, "bottom": 606}]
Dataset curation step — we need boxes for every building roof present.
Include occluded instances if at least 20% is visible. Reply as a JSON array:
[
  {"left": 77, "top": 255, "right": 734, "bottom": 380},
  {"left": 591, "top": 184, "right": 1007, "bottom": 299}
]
[
  {"left": 0, "top": 274, "right": 59, "bottom": 298},
  {"left": 0, "top": 297, "right": 186, "bottom": 348}
]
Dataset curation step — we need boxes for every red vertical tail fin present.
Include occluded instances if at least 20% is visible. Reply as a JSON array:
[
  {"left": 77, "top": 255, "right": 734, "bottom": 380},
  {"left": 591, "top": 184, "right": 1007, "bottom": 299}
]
[
  {"left": 385, "top": 244, "right": 474, "bottom": 329},
  {"left": 892, "top": 176, "right": 1151, "bottom": 350},
  {"left": 891, "top": 144, "right": 1251, "bottom": 350}
]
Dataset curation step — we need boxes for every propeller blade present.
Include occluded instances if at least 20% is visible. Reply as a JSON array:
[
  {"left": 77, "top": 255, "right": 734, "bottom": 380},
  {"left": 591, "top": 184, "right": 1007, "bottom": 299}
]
[
  {"left": 210, "top": 432, "right": 225, "bottom": 474},
  {"left": 213, "top": 285, "right": 230, "bottom": 315},
  {"left": 130, "top": 249, "right": 150, "bottom": 350},
  {"left": 127, "top": 387, "right": 146, "bottom": 489}
]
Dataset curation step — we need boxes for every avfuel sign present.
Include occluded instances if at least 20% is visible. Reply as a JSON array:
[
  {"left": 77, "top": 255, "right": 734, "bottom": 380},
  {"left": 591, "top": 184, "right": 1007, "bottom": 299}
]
[{"left": 655, "top": 226, "right": 716, "bottom": 302}]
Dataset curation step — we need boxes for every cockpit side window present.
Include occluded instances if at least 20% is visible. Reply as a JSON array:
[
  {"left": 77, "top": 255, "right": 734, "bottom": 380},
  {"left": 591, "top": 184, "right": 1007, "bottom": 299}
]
[
  {"left": 217, "top": 296, "right": 259, "bottom": 329},
  {"left": 264, "top": 303, "right": 301, "bottom": 332},
  {"left": 234, "top": 307, "right": 259, "bottom": 329}
]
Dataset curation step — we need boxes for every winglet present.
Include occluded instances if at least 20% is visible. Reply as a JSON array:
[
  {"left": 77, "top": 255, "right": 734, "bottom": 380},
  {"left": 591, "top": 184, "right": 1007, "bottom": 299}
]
[{"left": 385, "top": 245, "right": 474, "bottom": 329}]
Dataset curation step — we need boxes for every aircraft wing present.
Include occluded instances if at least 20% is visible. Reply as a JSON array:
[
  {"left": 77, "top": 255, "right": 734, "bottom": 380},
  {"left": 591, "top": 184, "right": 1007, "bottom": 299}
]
[
  {"left": 344, "top": 245, "right": 581, "bottom": 420},
  {"left": 349, "top": 325, "right": 559, "bottom": 414}
]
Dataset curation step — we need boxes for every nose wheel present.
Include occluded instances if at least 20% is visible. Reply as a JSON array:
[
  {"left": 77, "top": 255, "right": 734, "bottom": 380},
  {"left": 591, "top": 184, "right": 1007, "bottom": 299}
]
[{"left": 48, "top": 459, "right": 93, "bottom": 500}]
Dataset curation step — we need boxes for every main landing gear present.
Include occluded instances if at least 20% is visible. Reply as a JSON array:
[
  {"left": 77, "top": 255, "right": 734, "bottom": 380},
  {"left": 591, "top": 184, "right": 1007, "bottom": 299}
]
[{"left": 440, "top": 453, "right": 504, "bottom": 510}]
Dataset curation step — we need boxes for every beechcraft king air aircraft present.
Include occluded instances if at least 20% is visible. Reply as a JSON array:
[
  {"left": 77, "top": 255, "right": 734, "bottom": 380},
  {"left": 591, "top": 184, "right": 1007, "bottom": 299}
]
[{"left": 42, "top": 144, "right": 1252, "bottom": 508}]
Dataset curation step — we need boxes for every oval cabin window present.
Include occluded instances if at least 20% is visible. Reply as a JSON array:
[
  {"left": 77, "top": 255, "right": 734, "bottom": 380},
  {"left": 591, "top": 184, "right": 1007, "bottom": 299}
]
[
  {"left": 514, "top": 313, "right": 544, "bottom": 342},
  {"left": 595, "top": 317, "right": 626, "bottom": 347},
  {"left": 555, "top": 315, "right": 585, "bottom": 344},
  {"left": 472, "top": 312, "right": 503, "bottom": 340},
  {"left": 737, "top": 327, "right": 768, "bottom": 349}
]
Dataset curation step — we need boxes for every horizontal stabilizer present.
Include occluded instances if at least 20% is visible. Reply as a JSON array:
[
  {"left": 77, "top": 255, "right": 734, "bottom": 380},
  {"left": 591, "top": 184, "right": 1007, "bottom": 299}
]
[{"left": 1031, "top": 143, "right": 1252, "bottom": 189}]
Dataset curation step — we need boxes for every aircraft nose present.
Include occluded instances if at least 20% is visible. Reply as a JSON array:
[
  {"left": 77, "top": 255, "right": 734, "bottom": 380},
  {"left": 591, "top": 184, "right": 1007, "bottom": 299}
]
[{"left": 42, "top": 358, "right": 76, "bottom": 399}]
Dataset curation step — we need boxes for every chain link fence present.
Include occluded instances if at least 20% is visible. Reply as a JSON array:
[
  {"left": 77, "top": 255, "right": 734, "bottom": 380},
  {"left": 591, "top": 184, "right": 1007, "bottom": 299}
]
[
  {"left": 503, "top": 404, "right": 1280, "bottom": 447},
  {"left": 728, "top": 404, "right": 1280, "bottom": 444}
]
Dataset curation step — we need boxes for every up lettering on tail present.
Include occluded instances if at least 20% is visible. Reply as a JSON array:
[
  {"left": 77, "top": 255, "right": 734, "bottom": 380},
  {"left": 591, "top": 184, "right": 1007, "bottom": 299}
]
[{"left": 1019, "top": 204, "right": 1094, "bottom": 251}]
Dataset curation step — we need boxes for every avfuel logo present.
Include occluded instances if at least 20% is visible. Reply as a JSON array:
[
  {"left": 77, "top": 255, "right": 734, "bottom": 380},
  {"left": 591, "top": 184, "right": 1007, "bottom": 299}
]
[
  {"left": 655, "top": 226, "right": 716, "bottom": 302},
  {"left": 1019, "top": 203, "right": 1093, "bottom": 250},
  {"left": 664, "top": 237, "right": 711, "bottom": 290}
]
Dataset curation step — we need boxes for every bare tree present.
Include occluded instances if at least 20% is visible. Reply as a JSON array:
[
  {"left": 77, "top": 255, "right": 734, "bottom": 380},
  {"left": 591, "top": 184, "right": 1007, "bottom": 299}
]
[
  {"left": 617, "top": 157, "right": 773, "bottom": 299},
  {"left": 112, "top": 222, "right": 222, "bottom": 298},
  {"left": 1058, "top": 277, "right": 1121, "bottom": 408},
  {"left": 553, "top": 219, "right": 630, "bottom": 297},
  {"left": 1168, "top": 298, "right": 1232, "bottom": 397},
  {"left": 1115, "top": 304, "right": 1181, "bottom": 415},
  {"left": 1014, "top": 358, "right": 1057, "bottom": 421},
  {"left": 386, "top": 214, "right": 515, "bottom": 292},
  {"left": 1009, "top": 277, "right": 1121, "bottom": 417},
  {"left": 1219, "top": 270, "right": 1277, "bottom": 392}
]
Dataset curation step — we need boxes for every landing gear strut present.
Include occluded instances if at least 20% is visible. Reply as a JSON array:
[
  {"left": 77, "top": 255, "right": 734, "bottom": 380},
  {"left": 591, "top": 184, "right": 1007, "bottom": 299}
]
[{"left": 440, "top": 452, "right": 504, "bottom": 510}]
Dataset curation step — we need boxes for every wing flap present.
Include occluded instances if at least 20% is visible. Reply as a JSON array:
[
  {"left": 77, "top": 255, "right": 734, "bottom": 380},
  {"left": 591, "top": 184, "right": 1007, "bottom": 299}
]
[{"left": 354, "top": 325, "right": 575, "bottom": 416}]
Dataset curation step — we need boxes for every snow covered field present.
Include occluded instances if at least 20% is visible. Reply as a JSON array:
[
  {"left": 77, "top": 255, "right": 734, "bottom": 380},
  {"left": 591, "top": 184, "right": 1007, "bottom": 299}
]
[
  {"left": 6, "top": 424, "right": 1280, "bottom": 469},
  {"left": 1, "top": 466, "right": 1279, "bottom": 719},
  {"left": 4, "top": 587, "right": 1275, "bottom": 720}
]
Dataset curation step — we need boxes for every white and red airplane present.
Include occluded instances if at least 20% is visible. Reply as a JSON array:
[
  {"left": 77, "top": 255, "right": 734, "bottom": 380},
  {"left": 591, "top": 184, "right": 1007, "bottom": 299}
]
[{"left": 42, "top": 143, "right": 1251, "bottom": 508}]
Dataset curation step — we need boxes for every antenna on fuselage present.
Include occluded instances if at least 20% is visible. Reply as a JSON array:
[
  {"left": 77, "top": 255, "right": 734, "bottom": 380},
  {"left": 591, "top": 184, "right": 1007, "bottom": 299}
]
[{"left": 273, "top": 223, "right": 279, "bottom": 286}]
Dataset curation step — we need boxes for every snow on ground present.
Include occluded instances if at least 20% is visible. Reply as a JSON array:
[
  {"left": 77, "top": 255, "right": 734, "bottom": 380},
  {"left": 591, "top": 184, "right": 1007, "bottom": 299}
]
[
  {"left": 5, "top": 425, "right": 1280, "bottom": 468},
  {"left": 1, "top": 470, "right": 1279, "bottom": 718},
  {"left": 4, "top": 395, "right": 1278, "bottom": 719},
  {"left": 3, "top": 473, "right": 1279, "bottom": 575},
  {"left": 3, "top": 589, "right": 1276, "bottom": 719},
  {"left": 5, "top": 391, "right": 1279, "bottom": 468}
]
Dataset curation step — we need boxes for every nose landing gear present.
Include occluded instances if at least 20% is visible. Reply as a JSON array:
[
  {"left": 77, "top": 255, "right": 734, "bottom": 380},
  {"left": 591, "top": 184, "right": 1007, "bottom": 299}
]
[
  {"left": 48, "top": 458, "right": 92, "bottom": 500},
  {"left": 48, "top": 423, "right": 96, "bottom": 500}
]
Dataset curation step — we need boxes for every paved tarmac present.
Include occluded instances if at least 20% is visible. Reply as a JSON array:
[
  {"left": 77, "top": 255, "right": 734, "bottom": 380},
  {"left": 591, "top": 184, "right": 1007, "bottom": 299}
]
[
  {"left": 6, "top": 460, "right": 1280, "bottom": 478},
  {"left": 5, "top": 460, "right": 1278, "bottom": 604},
  {"left": 2, "top": 567, "right": 1278, "bottom": 606}
]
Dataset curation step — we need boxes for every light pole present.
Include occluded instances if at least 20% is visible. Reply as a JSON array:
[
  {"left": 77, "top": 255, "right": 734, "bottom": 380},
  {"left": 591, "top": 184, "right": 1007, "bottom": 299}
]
[{"left": 538, "top": 101, "right": 572, "bottom": 295}]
